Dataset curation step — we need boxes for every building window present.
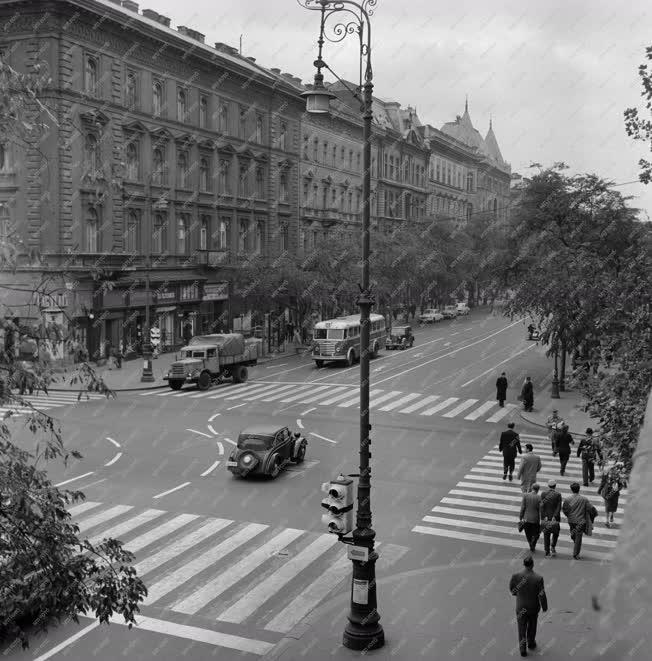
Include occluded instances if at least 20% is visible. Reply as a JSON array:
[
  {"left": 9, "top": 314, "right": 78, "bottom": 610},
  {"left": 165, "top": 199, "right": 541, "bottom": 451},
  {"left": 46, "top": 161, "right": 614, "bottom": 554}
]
[
  {"left": 348, "top": 150, "right": 353, "bottom": 169},
  {"left": 256, "top": 167, "right": 265, "bottom": 198},
  {"left": 180, "top": 283, "right": 198, "bottom": 300},
  {"left": 332, "top": 145, "right": 337, "bottom": 167},
  {"left": 331, "top": 188, "right": 337, "bottom": 209},
  {"left": 153, "top": 213, "right": 167, "bottom": 253},
  {"left": 389, "top": 156, "right": 394, "bottom": 180},
  {"left": 85, "top": 134, "right": 99, "bottom": 174},
  {"left": 218, "top": 103, "right": 228, "bottom": 134},
  {"left": 435, "top": 159, "right": 441, "bottom": 181},
  {"left": 279, "top": 172, "right": 288, "bottom": 202},
  {"left": 125, "top": 71, "right": 137, "bottom": 109},
  {"left": 153, "top": 80, "right": 163, "bottom": 116},
  {"left": 218, "top": 218, "right": 229, "bottom": 250},
  {"left": 279, "top": 123, "right": 287, "bottom": 150},
  {"left": 86, "top": 207, "right": 98, "bottom": 252},
  {"left": 467, "top": 171, "right": 474, "bottom": 192},
  {"left": 313, "top": 138, "right": 319, "bottom": 161},
  {"left": 84, "top": 55, "right": 98, "bottom": 94},
  {"left": 280, "top": 223, "right": 288, "bottom": 252},
  {"left": 200, "top": 216, "right": 209, "bottom": 250},
  {"left": 322, "top": 186, "right": 328, "bottom": 209},
  {"left": 303, "top": 135, "right": 309, "bottom": 159},
  {"left": 238, "top": 219, "right": 247, "bottom": 252},
  {"left": 254, "top": 220, "right": 263, "bottom": 254},
  {"left": 177, "top": 150, "right": 188, "bottom": 188},
  {"left": 177, "top": 88, "right": 187, "bottom": 122},
  {"left": 200, "top": 96, "right": 208, "bottom": 128},
  {"left": 341, "top": 146, "right": 345, "bottom": 166},
  {"left": 383, "top": 153, "right": 388, "bottom": 178},
  {"left": 125, "top": 210, "right": 139, "bottom": 252},
  {"left": 177, "top": 215, "right": 188, "bottom": 254},
  {"left": 0, "top": 143, "right": 7, "bottom": 171},
  {"left": 152, "top": 147, "right": 165, "bottom": 185},
  {"left": 323, "top": 142, "right": 328, "bottom": 163},
  {"left": 255, "top": 115, "right": 263, "bottom": 143},
  {"left": 125, "top": 141, "right": 139, "bottom": 180},
  {"left": 200, "top": 158, "right": 210, "bottom": 191},
  {"left": 356, "top": 152, "right": 361, "bottom": 170},
  {"left": 0, "top": 203, "right": 10, "bottom": 242},
  {"left": 219, "top": 158, "right": 231, "bottom": 194},
  {"left": 348, "top": 191, "right": 353, "bottom": 212},
  {"left": 239, "top": 107, "right": 247, "bottom": 139},
  {"left": 239, "top": 164, "right": 249, "bottom": 197}
]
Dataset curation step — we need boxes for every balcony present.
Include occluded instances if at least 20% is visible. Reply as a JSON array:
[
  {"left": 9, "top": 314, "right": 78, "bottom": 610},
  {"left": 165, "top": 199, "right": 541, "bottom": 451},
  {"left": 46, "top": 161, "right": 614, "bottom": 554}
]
[{"left": 196, "top": 249, "right": 233, "bottom": 267}]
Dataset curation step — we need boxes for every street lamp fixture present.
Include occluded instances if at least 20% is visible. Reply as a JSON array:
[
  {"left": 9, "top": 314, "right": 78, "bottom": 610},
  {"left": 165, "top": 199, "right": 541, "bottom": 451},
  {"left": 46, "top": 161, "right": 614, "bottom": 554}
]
[
  {"left": 299, "top": 0, "right": 384, "bottom": 651},
  {"left": 551, "top": 347, "right": 560, "bottom": 399}
]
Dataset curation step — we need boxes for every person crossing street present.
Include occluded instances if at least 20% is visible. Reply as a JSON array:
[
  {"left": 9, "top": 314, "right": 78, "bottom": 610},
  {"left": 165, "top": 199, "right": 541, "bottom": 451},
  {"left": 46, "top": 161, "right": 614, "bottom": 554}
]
[
  {"left": 518, "top": 444, "right": 542, "bottom": 493},
  {"left": 562, "top": 482, "right": 598, "bottom": 560},
  {"left": 546, "top": 409, "right": 562, "bottom": 455},
  {"left": 498, "top": 422, "right": 522, "bottom": 481},
  {"left": 520, "top": 376, "right": 534, "bottom": 412},
  {"left": 509, "top": 555, "right": 548, "bottom": 657},
  {"left": 555, "top": 424, "right": 574, "bottom": 476},
  {"left": 519, "top": 483, "right": 541, "bottom": 553},
  {"left": 540, "top": 480, "right": 562, "bottom": 556},
  {"left": 577, "top": 428, "right": 603, "bottom": 486},
  {"left": 496, "top": 372, "right": 508, "bottom": 407}
]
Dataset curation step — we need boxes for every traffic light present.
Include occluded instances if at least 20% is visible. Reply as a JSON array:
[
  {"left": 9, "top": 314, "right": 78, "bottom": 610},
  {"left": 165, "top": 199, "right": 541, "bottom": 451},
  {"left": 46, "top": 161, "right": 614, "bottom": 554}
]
[{"left": 321, "top": 474, "right": 354, "bottom": 535}]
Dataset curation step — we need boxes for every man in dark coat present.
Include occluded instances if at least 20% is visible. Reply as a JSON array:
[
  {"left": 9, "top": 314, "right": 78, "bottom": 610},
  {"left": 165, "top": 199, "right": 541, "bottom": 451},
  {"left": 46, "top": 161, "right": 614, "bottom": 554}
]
[
  {"left": 509, "top": 555, "right": 548, "bottom": 656},
  {"left": 498, "top": 422, "right": 522, "bottom": 481},
  {"left": 576, "top": 428, "right": 603, "bottom": 486},
  {"left": 521, "top": 376, "right": 534, "bottom": 412},
  {"left": 540, "top": 479, "right": 562, "bottom": 556},
  {"left": 496, "top": 372, "right": 508, "bottom": 407},
  {"left": 556, "top": 424, "right": 574, "bottom": 476}
]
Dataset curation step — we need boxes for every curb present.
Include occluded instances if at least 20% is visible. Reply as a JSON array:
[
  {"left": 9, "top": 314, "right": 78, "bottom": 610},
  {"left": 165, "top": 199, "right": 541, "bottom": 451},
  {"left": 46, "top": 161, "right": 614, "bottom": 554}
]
[{"left": 519, "top": 411, "right": 590, "bottom": 439}]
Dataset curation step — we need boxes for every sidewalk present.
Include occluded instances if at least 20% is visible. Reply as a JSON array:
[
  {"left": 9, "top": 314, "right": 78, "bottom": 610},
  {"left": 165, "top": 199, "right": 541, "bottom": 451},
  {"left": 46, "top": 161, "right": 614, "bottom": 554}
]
[
  {"left": 47, "top": 342, "right": 305, "bottom": 392},
  {"left": 520, "top": 388, "right": 598, "bottom": 438}
]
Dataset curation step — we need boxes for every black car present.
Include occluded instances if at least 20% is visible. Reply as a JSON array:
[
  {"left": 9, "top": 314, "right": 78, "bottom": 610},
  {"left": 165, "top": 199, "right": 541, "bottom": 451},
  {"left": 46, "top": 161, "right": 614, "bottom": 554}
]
[{"left": 227, "top": 424, "right": 307, "bottom": 478}]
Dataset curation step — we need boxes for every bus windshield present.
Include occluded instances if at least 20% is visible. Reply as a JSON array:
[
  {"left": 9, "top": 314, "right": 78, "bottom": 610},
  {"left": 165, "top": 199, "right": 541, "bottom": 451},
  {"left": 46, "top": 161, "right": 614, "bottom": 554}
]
[
  {"left": 327, "top": 329, "right": 345, "bottom": 340},
  {"left": 314, "top": 329, "right": 327, "bottom": 339}
]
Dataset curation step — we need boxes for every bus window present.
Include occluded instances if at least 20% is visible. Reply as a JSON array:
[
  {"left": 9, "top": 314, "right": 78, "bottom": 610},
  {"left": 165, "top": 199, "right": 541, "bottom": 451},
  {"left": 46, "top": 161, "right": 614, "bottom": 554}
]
[
  {"left": 327, "top": 329, "right": 344, "bottom": 340},
  {"left": 314, "top": 329, "right": 327, "bottom": 339}
]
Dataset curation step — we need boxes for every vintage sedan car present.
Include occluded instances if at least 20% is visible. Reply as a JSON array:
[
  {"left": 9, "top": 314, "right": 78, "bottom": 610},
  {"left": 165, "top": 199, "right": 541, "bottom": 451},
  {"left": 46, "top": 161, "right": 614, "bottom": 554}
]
[
  {"left": 442, "top": 305, "right": 458, "bottom": 319},
  {"left": 418, "top": 309, "right": 444, "bottom": 323},
  {"left": 385, "top": 325, "right": 414, "bottom": 350},
  {"left": 227, "top": 424, "right": 307, "bottom": 478},
  {"left": 456, "top": 303, "right": 470, "bottom": 315}
]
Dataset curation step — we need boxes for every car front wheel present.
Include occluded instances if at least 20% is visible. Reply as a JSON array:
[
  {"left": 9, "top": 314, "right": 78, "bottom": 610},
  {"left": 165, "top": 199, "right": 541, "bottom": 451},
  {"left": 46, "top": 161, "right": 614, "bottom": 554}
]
[
  {"left": 269, "top": 454, "right": 282, "bottom": 478},
  {"left": 294, "top": 442, "right": 306, "bottom": 464}
]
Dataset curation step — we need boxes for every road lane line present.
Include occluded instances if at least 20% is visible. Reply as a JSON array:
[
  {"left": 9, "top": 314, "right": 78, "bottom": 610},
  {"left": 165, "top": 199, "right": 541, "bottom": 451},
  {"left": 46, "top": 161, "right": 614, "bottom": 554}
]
[
  {"left": 216, "top": 441, "right": 224, "bottom": 455},
  {"left": 399, "top": 394, "right": 439, "bottom": 414},
  {"left": 266, "top": 363, "right": 287, "bottom": 368},
  {"left": 104, "top": 452, "right": 122, "bottom": 466},
  {"left": 218, "top": 534, "right": 339, "bottom": 623},
  {"left": 261, "top": 385, "right": 315, "bottom": 402},
  {"left": 187, "top": 428, "right": 212, "bottom": 438},
  {"left": 442, "top": 398, "right": 478, "bottom": 418},
  {"left": 223, "top": 437, "right": 237, "bottom": 445},
  {"left": 67, "top": 501, "right": 102, "bottom": 517},
  {"left": 227, "top": 403, "right": 246, "bottom": 410},
  {"left": 144, "top": 523, "right": 267, "bottom": 605},
  {"left": 309, "top": 432, "right": 337, "bottom": 444},
  {"left": 77, "top": 478, "right": 107, "bottom": 490},
  {"left": 134, "top": 518, "right": 233, "bottom": 576},
  {"left": 171, "top": 528, "right": 304, "bottom": 615},
  {"left": 201, "top": 460, "right": 221, "bottom": 477},
  {"left": 208, "top": 412, "right": 221, "bottom": 422},
  {"left": 278, "top": 385, "right": 331, "bottom": 403},
  {"left": 76, "top": 505, "right": 134, "bottom": 533},
  {"left": 420, "top": 397, "right": 459, "bottom": 416},
  {"left": 55, "top": 471, "right": 95, "bottom": 487},
  {"left": 298, "top": 385, "right": 349, "bottom": 404},
  {"left": 464, "top": 401, "right": 496, "bottom": 420},
  {"left": 106, "top": 436, "right": 121, "bottom": 447},
  {"left": 223, "top": 383, "right": 282, "bottom": 400},
  {"left": 242, "top": 384, "right": 297, "bottom": 401},
  {"left": 156, "top": 389, "right": 181, "bottom": 396},
  {"left": 369, "top": 390, "right": 403, "bottom": 408},
  {"left": 33, "top": 621, "right": 100, "bottom": 661},
  {"left": 207, "top": 424, "right": 219, "bottom": 435},
  {"left": 485, "top": 403, "right": 518, "bottom": 423},
  {"left": 189, "top": 389, "right": 223, "bottom": 399},
  {"left": 458, "top": 344, "right": 536, "bottom": 388},
  {"left": 125, "top": 513, "right": 200, "bottom": 553},
  {"left": 88, "top": 509, "right": 167, "bottom": 546},
  {"left": 296, "top": 419, "right": 304, "bottom": 429},
  {"left": 152, "top": 482, "right": 191, "bottom": 499},
  {"left": 378, "top": 392, "right": 421, "bottom": 411},
  {"left": 338, "top": 388, "right": 383, "bottom": 408},
  {"left": 300, "top": 407, "right": 316, "bottom": 415},
  {"left": 208, "top": 383, "right": 261, "bottom": 399},
  {"left": 317, "top": 388, "right": 359, "bottom": 406}
]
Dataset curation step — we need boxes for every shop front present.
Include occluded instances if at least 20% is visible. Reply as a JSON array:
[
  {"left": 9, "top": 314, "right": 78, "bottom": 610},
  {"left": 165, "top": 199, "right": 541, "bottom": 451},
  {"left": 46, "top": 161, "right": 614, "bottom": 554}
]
[{"left": 200, "top": 282, "right": 230, "bottom": 334}]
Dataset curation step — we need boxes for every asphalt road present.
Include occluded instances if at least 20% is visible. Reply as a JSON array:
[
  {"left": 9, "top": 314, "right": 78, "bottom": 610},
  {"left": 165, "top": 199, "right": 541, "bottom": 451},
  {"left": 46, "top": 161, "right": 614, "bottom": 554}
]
[{"left": 2, "top": 311, "right": 617, "bottom": 660}]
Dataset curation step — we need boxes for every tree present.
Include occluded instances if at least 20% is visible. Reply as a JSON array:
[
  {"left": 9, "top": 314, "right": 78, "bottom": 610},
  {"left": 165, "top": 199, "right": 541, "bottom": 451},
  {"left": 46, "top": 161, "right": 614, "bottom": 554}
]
[{"left": 624, "top": 45, "right": 652, "bottom": 184}]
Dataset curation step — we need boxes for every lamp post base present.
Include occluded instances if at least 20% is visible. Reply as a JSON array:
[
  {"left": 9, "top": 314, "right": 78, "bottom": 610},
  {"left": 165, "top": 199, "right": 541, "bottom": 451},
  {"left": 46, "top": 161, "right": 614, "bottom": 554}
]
[
  {"left": 343, "top": 620, "right": 385, "bottom": 651},
  {"left": 551, "top": 376, "right": 560, "bottom": 399}
]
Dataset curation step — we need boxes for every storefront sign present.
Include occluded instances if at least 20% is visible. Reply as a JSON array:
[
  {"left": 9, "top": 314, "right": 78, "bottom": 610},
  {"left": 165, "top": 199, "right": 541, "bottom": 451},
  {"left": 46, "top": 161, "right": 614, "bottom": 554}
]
[
  {"left": 156, "top": 289, "right": 176, "bottom": 303},
  {"left": 203, "top": 282, "right": 229, "bottom": 301}
]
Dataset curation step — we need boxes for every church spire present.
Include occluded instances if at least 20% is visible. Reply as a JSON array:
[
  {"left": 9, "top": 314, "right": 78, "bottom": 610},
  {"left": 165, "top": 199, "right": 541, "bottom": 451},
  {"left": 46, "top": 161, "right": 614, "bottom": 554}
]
[
  {"left": 465, "top": 95, "right": 468, "bottom": 114},
  {"left": 489, "top": 113, "right": 493, "bottom": 131}
]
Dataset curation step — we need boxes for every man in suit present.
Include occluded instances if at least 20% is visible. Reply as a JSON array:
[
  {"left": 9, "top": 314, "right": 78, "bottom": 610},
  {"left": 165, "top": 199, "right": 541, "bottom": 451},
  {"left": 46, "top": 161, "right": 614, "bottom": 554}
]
[
  {"left": 518, "top": 444, "right": 542, "bottom": 493},
  {"left": 562, "top": 482, "right": 598, "bottom": 559},
  {"left": 509, "top": 555, "right": 548, "bottom": 657},
  {"left": 496, "top": 372, "right": 508, "bottom": 407},
  {"left": 498, "top": 422, "right": 522, "bottom": 481},
  {"left": 556, "top": 423, "right": 574, "bottom": 476},
  {"left": 540, "top": 479, "right": 562, "bottom": 556},
  {"left": 519, "top": 483, "right": 541, "bottom": 552},
  {"left": 577, "top": 428, "right": 603, "bottom": 486}
]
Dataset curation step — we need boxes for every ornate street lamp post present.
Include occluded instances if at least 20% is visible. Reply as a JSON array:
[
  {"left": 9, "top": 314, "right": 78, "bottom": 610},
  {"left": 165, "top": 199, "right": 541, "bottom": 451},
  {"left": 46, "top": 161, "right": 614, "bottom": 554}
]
[{"left": 299, "top": 0, "right": 384, "bottom": 651}]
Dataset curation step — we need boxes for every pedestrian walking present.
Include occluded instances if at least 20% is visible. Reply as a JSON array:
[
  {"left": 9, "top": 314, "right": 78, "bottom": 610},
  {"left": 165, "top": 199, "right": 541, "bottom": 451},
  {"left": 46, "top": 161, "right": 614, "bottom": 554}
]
[
  {"left": 540, "top": 480, "right": 562, "bottom": 556},
  {"left": 519, "top": 483, "right": 541, "bottom": 552},
  {"left": 509, "top": 555, "right": 548, "bottom": 657},
  {"left": 555, "top": 424, "right": 574, "bottom": 476},
  {"left": 546, "top": 409, "right": 562, "bottom": 455},
  {"left": 496, "top": 372, "right": 508, "bottom": 407},
  {"left": 562, "top": 482, "right": 598, "bottom": 560},
  {"left": 517, "top": 444, "right": 542, "bottom": 493},
  {"left": 597, "top": 461, "right": 627, "bottom": 528},
  {"left": 520, "top": 376, "right": 534, "bottom": 412},
  {"left": 498, "top": 422, "right": 522, "bottom": 481},
  {"left": 286, "top": 321, "right": 295, "bottom": 343},
  {"left": 577, "top": 428, "right": 603, "bottom": 486}
]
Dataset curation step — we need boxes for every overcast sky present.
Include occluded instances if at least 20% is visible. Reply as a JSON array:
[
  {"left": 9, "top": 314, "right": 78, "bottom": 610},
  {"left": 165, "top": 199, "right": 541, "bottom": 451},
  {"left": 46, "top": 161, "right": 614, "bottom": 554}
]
[{"left": 148, "top": 0, "right": 651, "bottom": 216}]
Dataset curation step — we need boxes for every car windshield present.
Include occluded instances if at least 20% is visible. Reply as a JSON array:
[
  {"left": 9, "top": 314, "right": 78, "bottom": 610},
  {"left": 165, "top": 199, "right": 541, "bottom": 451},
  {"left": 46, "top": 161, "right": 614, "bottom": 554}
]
[
  {"left": 314, "top": 329, "right": 327, "bottom": 339},
  {"left": 182, "top": 350, "right": 205, "bottom": 358},
  {"left": 237, "top": 434, "right": 273, "bottom": 450}
]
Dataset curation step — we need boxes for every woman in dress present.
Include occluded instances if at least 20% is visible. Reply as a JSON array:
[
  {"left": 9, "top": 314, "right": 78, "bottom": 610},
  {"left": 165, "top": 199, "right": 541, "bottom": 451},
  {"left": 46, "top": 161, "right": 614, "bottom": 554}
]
[{"left": 597, "top": 461, "right": 627, "bottom": 527}]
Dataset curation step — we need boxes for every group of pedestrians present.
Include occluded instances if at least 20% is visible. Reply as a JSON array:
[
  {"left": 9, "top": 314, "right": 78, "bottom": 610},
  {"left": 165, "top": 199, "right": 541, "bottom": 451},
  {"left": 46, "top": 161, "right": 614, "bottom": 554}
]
[{"left": 494, "top": 372, "right": 534, "bottom": 412}]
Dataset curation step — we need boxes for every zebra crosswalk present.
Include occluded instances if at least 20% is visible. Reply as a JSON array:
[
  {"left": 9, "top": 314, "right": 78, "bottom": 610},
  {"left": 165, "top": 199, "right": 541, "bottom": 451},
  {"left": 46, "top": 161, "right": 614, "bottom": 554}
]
[
  {"left": 66, "top": 500, "right": 409, "bottom": 652},
  {"left": 412, "top": 435, "right": 627, "bottom": 560},
  {"left": 0, "top": 390, "right": 107, "bottom": 419},
  {"left": 142, "top": 380, "right": 520, "bottom": 424}
]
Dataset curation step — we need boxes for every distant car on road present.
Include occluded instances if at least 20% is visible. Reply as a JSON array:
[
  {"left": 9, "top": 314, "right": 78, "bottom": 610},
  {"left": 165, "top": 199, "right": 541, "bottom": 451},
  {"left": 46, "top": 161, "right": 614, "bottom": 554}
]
[
  {"left": 442, "top": 305, "right": 458, "bottom": 319},
  {"left": 419, "top": 309, "right": 444, "bottom": 323},
  {"left": 385, "top": 325, "right": 414, "bottom": 350},
  {"left": 227, "top": 424, "right": 307, "bottom": 479},
  {"left": 456, "top": 303, "right": 470, "bottom": 315}
]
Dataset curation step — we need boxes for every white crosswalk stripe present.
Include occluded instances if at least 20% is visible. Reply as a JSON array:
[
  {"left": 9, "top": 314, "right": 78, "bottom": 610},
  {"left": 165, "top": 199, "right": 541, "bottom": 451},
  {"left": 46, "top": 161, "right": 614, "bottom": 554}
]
[
  {"left": 420, "top": 397, "right": 458, "bottom": 416},
  {"left": 399, "top": 394, "right": 440, "bottom": 413},
  {"left": 338, "top": 389, "right": 383, "bottom": 408},
  {"left": 442, "top": 398, "right": 478, "bottom": 417},
  {"left": 0, "top": 391, "right": 107, "bottom": 419},
  {"left": 413, "top": 449, "right": 626, "bottom": 560},
  {"left": 463, "top": 400, "right": 496, "bottom": 420},
  {"left": 378, "top": 392, "right": 422, "bottom": 411},
  {"left": 66, "top": 500, "right": 408, "bottom": 649},
  {"left": 486, "top": 403, "right": 518, "bottom": 423}
]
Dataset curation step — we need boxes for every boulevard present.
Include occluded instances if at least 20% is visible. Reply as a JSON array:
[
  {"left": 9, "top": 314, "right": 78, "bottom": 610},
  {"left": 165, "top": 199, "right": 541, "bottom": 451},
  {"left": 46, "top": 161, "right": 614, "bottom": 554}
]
[{"left": 1, "top": 310, "right": 618, "bottom": 660}]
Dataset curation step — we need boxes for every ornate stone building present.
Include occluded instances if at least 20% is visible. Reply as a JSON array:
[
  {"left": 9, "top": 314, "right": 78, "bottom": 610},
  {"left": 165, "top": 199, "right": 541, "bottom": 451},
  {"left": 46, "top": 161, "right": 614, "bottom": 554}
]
[{"left": 0, "top": 0, "right": 303, "bottom": 358}]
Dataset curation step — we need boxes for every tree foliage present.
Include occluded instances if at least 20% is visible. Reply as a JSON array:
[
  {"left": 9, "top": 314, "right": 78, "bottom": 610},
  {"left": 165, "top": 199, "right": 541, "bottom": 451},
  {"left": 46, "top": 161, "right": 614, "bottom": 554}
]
[{"left": 624, "top": 45, "right": 652, "bottom": 184}]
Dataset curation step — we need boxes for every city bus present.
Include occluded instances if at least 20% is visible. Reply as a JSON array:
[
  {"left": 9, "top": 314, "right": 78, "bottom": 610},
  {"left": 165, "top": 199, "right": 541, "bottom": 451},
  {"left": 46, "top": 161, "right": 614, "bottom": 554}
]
[{"left": 311, "top": 313, "right": 387, "bottom": 367}]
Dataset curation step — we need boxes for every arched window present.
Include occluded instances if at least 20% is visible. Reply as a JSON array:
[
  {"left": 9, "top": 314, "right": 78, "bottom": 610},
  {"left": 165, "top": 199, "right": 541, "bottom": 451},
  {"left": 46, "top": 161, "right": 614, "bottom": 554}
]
[
  {"left": 238, "top": 219, "right": 248, "bottom": 252},
  {"left": 256, "top": 167, "right": 265, "bottom": 198},
  {"left": 239, "top": 107, "right": 247, "bottom": 138},
  {"left": 218, "top": 219, "right": 228, "bottom": 250},
  {"left": 332, "top": 144, "right": 337, "bottom": 166},
  {"left": 177, "top": 151, "right": 188, "bottom": 188},
  {"left": 218, "top": 104, "right": 228, "bottom": 134},
  {"left": 200, "top": 216, "right": 209, "bottom": 250},
  {"left": 85, "top": 56, "right": 97, "bottom": 93},
  {"left": 152, "top": 81, "right": 163, "bottom": 116},
  {"left": 0, "top": 203, "right": 10, "bottom": 242},
  {"left": 125, "top": 210, "right": 138, "bottom": 252},
  {"left": 279, "top": 172, "right": 288, "bottom": 202},
  {"left": 254, "top": 220, "right": 263, "bottom": 254},
  {"left": 153, "top": 213, "right": 167, "bottom": 253},
  {"left": 313, "top": 138, "right": 319, "bottom": 160},
  {"left": 126, "top": 142, "right": 138, "bottom": 180},
  {"left": 200, "top": 97, "right": 208, "bottom": 128},
  {"left": 85, "top": 134, "right": 98, "bottom": 173},
  {"left": 255, "top": 115, "right": 263, "bottom": 143},
  {"left": 322, "top": 142, "right": 328, "bottom": 163},
  {"left": 219, "top": 158, "right": 230, "bottom": 194},
  {"left": 200, "top": 158, "right": 210, "bottom": 191},
  {"left": 493, "top": 198, "right": 498, "bottom": 218},
  {"left": 152, "top": 148, "right": 164, "bottom": 185},
  {"left": 280, "top": 223, "right": 288, "bottom": 253},
  {"left": 177, "top": 215, "right": 188, "bottom": 254},
  {"left": 126, "top": 71, "right": 137, "bottom": 108},
  {"left": 239, "top": 165, "right": 249, "bottom": 197},
  {"left": 279, "top": 123, "right": 287, "bottom": 150},
  {"left": 177, "top": 88, "right": 187, "bottom": 122},
  {"left": 86, "top": 207, "right": 98, "bottom": 252}
]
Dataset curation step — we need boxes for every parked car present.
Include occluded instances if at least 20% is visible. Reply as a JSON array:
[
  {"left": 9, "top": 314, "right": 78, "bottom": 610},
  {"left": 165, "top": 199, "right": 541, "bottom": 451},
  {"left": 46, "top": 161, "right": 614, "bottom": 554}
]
[
  {"left": 419, "top": 309, "right": 444, "bottom": 323},
  {"left": 456, "top": 303, "right": 470, "bottom": 315},
  {"left": 442, "top": 305, "right": 458, "bottom": 319},
  {"left": 227, "top": 424, "right": 307, "bottom": 479},
  {"left": 385, "top": 325, "right": 414, "bottom": 350}
]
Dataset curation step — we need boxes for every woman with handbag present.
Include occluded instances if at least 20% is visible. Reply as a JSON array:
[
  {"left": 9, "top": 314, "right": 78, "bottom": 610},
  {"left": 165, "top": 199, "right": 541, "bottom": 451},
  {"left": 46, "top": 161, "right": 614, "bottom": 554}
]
[{"left": 598, "top": 461, "right": 627, "bottom": 527}]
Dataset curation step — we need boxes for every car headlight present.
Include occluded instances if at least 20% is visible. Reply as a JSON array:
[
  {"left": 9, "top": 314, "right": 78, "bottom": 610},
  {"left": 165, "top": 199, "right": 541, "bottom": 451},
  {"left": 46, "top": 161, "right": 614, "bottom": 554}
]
[
  {"left": 239, "top": 452, "right": 257, "bottom": 469},
  {"left": 313, "top": 344, "right": 320, "bottom": 354},
  {"left": 334, "top": 342, "right": 342, "bottom": 353}
]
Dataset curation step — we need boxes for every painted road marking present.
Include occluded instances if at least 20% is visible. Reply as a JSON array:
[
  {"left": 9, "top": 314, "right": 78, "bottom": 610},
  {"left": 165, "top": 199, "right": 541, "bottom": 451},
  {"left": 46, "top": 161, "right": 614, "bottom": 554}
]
[
  {"left": 216, "top": 441, "right": 224, "bottom": 455},
  {"left": 300, "top": 407, "right": 316, "bottom": 415},
  {"left": 338, "top": 388, "right": 383, "bottom": 408},
  {"left": 309, "top": 432, "right": 336, "bottom": 444},
  {"left": 104, "top": 452, "right": 122, "bottom": 467},
  {"left": 187, "top": 428, "right": 212, "bottom": 438},
  {"left": 152, "top": 482, "right": 191, "bottom": 500},
  {"left": 207, "top": 424, "right": 219, "bottom": 435},
  {"left": 317, "top": 388, "right": 358, "bottom": 406},
  {"left": 378, "top": 392, "right": 421, "bottom": 411},
  {"left": 201, "top": 460, "right": 221, "bottom": 477},
  {"left": 442, "top": 398, "right": 478, "bottom": 417},
  {"left": 464, "top": 401, "right": 496, "bottom": 420},
  {"left": 67, "top": 501, "right": 102, "bottom": 517},
  {"left": 106, "top": 436, "right": 121, "bottom": 447},
  {"left": 33, "top": 621, "right": 100, "bottom": 661},
  {"left": 88, "top": 509, "right": 166, "bottom": 546},
  {"left": 485, "top": 403, "right": 518, "bottom": 423},
  {"left": 420, "top": 397, "right": 459, "bottom": 416},
  {"left": 264, "top": 385, "right": 315, "bottom": 403},
  {"left": 227, "top": 403, "right": 246, "bottom": 410},
  {"left": 54, "top": 471, "right": 95, "bottom": 487},
  {"left": 76, "top": 504, "right": 134, "bottom": 533},
  {"left": 243, "top": 383, "right": 297, "bottom": 401},
  {"left": 208, "top": 412, "right": 221, "bottom": 422},
  {"left": 279, "top": 385, "right": 331, "bottom": 403},
  {"left": 226, "top": 383, "right": 285, "bottom": 400},
  {"left": 368, "top": 390, "right": 403, "bottom": 408},
  {"left": 223, "top": 437, "right": 237, "bottom": 445},
  {"left": 171, "top": 528, "right": 305, "bottom": 615},
  {"left": 298, "top": 385, "right": 348, "bottom": 404},
  {"left": 125, "top": 513, "right": 200, "bottom": 553},
  {"left": 459, "top": 344, "right": 536, "bottom": 388},
  {"left": 399, "top": 394, "right": 440, "bottom": 414},
  {"left": 296, "top": 419, "right": 304, "bottom": 429}
]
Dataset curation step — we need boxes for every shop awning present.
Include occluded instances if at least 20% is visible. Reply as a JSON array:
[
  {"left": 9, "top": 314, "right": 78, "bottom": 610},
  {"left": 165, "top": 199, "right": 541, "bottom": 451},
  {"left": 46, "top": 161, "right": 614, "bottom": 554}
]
[{"left": 156, "top": 306, "right": 177, "bottom": 313}]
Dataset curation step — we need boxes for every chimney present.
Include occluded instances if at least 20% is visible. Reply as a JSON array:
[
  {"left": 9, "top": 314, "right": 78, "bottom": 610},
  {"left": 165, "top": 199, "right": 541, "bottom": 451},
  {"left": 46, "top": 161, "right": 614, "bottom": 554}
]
[
  {"left": 177, "top": 25, "right": 190, "bottom": 36},
  {"left": 270, "top": 67, "right": 281, "bottom": 74},
  {"left": 193, "top": 30, "right": 205, "bottom": 44},
  {"left": 142, "top": 8, "right": 159, "bottom": 20},
  {"left": 157, "top": 15, "right": 171, "bottom": 27},
  {"left": 121, "top": 0, "right": 139, "bottom": 12},
  {"left": 281, "top": 73, "right": 294, "bottom": 79}
]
